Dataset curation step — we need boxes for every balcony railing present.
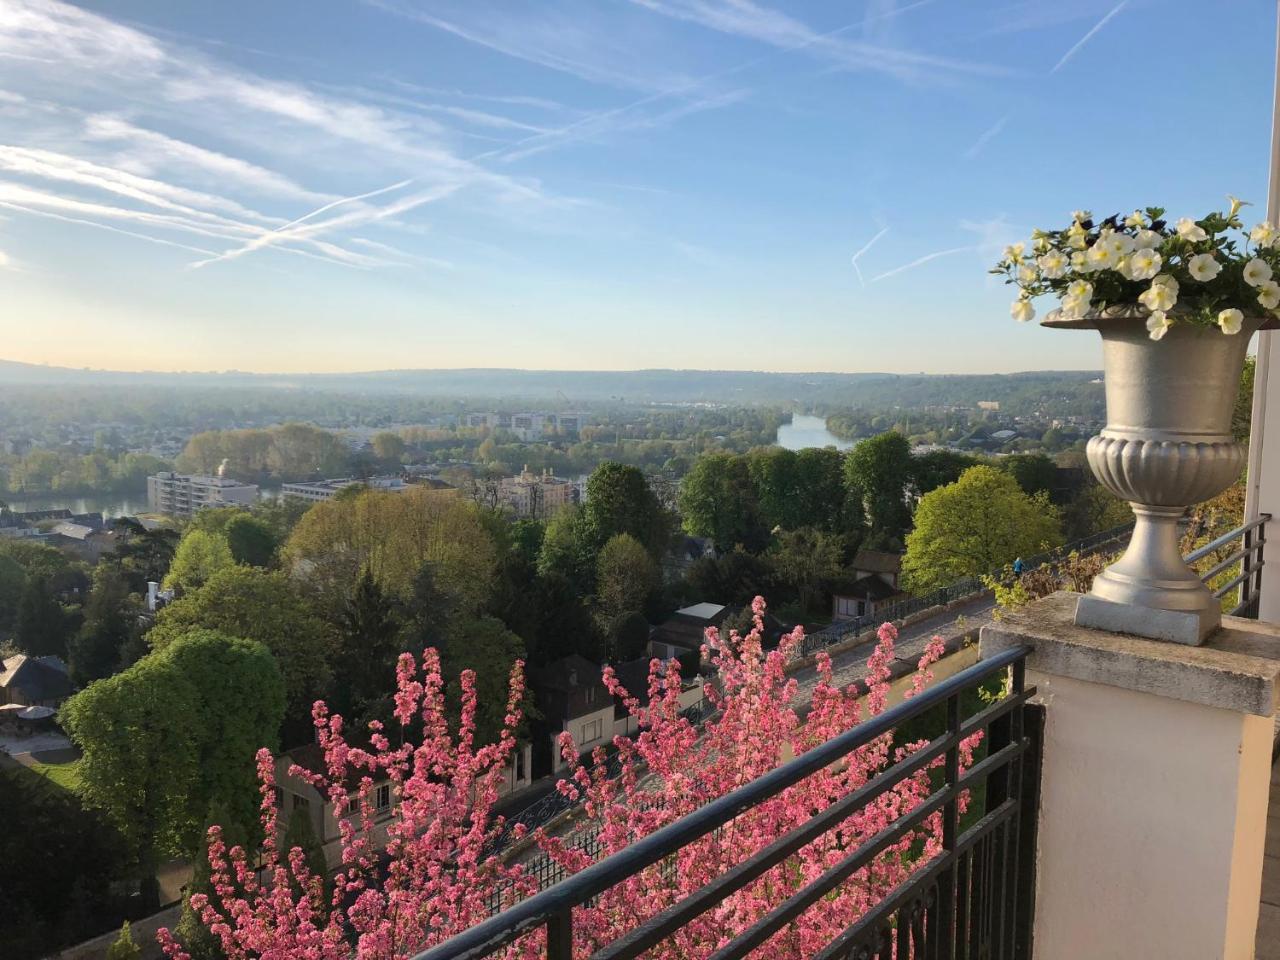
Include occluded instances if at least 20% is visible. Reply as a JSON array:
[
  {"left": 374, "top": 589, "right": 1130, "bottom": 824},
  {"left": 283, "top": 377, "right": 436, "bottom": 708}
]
[
  {"left": 1185, "top": 513, "right": 1269, "bottom": 618},
  {"left": 416, "top": 647, "right": 1041, "bottom": 960}
]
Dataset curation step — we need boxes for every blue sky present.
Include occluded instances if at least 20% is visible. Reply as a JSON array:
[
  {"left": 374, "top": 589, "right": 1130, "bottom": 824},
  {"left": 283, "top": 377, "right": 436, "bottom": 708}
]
[{"left": 0, "top": 0, "right": 1276, "bottom": 374}]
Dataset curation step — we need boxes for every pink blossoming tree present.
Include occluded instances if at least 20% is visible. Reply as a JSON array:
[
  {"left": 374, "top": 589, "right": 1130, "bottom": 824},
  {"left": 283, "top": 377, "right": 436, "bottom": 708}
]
[{"left": 159, "top": 598, "right": 979, "bottom": 960}]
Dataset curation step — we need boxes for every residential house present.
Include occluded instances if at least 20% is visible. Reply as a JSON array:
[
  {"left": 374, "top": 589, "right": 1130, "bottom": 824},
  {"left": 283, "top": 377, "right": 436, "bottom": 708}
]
[
  {"left": 0, "top": 655, "right": 73, "bottom": 708},
  {"left": 648, "top": 602, "right": 730, "bottom": 660},
  {"left": 831, "top": 550, "right": 905, "bottom": 621},
  {"left": 530, "top": 654, "right": 614, "bottom": 776},
  {"left": 147, "top": 471, "right": 258, "bottom": 518},
  {"left": 609, "top": 656, "right": 708, "bottom": 739}
]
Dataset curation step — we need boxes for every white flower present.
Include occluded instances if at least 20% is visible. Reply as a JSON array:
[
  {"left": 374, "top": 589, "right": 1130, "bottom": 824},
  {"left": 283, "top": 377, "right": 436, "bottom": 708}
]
[
  {"left": 1066, "top": 279, "right": 1093, "bottom": 301},
  {"left": 1115, "top": 255, "right": 1134, "bottom": 280},
  {"left": 1135, "top": 229, "right": 1163, "bottom": 249},
  {"left": 1004, "top": 242, "right": 1026, "bottom": 263},
  {"left": 1060, "top": 296, "right": 1091, "bottom": 320},
  {"left": 1244, "top": 257, "right": 1273, "bottom": 287},
  {"left": 1187, "top": 252, "right": 1222, "bottom": 281},
  {"left": 1251, "top": 221, "right": 1276, "bottom": 246},
  {"left": 1127, "top": 248, "right": 1162, "bottom": 281},
  {"left": 1228, "top": 195, "right": 1250, "bottom": 219},
  {"left": 1011, "top": 299, "right": 1035, "bottom": 323},
  {"left": 1177, "top": 217, "right": 1209, "bottom": 241},
  {"left": 1145, "top": 310, "right": 1171, "bottom": 340},
  {"left": 1100, "top": 229, "right": 1134, "bottom": 256},
  {"left": 1218, "top": 308, "right": 1244, "bottom": 335},
  {"left": 1067, "top": 225, "right": 1088, "bottom": 250},
  {"left": 1072, "top": 209, "right": 1091, "bottom": 223},
  {"left": 1139, "top": 281, "right": 1177, "bottom": 312},
  {"left": 1259, "top": 280, "right": 1280, "bottom": 311},
  {"left": 1038, "top": 249, "right": 1069, "bottom": 279},
  {"left": 1152, "top": 273, "right": 1180, "bottom": 292},
  {"left": 1070, "top": 251, "right": 1087, "bottom": 270},
  {"left": 1125, "top": 209, "right": 1147, "bottom": 229},
  {"left": 1085, "top": 243, "right": 1116, "bottom": 271},
  {"left": 1017, "top": 263, "right": 1038, "bottom": 284}
]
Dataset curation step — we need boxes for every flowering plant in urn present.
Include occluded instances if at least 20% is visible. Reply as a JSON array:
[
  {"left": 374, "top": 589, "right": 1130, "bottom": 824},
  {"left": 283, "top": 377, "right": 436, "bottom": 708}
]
[
  {"left": 992, "top": 196, "right": 1279, "bottom": 338},
  {"left": 991, "top": 197, "right": 1279, "bottom": 645}
]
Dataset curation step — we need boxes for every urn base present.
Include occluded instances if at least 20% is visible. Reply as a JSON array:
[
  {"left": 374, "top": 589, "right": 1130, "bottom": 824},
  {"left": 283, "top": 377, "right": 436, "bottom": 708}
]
[{"left": 1074, "top": 592, "right": 1220, "bottom": 646}]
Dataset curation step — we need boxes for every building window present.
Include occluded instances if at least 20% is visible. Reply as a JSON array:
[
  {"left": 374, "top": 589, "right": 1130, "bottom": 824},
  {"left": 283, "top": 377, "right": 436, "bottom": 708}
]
[
  {"left": 375, "top": 784, "right": 391, "bottom": 811},
  {"left": 581, "top": 719, "right": 603, "bottom": 744},
  {"left": 292, "top": 794, "right": 309, "bottom": 811},
  {"left": 515, "top": 747, "right": 527, "bottom": 781},
  {"left": 584, "top": 686, "right": 596, "bottom": 705},
  {"left": 272, "top": 786, "right": 283, "bottom": 808}
]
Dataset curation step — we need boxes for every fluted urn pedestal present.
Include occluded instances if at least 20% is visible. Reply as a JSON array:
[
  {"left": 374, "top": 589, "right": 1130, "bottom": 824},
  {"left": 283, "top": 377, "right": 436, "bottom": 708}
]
[{"left": 1045, "top": 309, "right": 1275, "bottom": 645}]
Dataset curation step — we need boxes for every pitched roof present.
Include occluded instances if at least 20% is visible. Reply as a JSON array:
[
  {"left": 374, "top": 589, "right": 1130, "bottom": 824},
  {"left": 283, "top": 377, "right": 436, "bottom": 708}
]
[
  {"left": 834, "top": 574, "right": 902, "bottom": 603},
  {"left": 0, "top": 655, "right": 73, "bottom": 703},
  {"left": 851, "top": 550, "right": 902, "bottom": 575}
]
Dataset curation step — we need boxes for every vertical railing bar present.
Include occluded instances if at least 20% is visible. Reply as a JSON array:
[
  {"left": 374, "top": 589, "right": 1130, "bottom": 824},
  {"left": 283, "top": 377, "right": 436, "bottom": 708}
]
[{"left": 546, "top": 908, "right": 573, "bottom": 960}]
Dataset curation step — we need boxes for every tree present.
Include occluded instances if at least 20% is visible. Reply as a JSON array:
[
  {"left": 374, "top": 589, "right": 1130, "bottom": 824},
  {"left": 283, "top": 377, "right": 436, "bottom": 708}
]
[
  {"left": 792, "top": 447, "right": 850, "bottom": 533},
  {"left": 224, "top": 513, "right": 279, "bottom": 567},
  {"left": 440, "top": 616, "right": 528, "bottom": 746},
  {"left": 0, "top": 552, "right": 26, "bottom": 634},
  {"left": 908, "top": 450, "right": 982, "bottom": 497},
  {"left": 594, "top": 534, "right": 657, "bottom": 661},
  {"left": 844, "top": 431, "right": 913, "bottom": 548},
  {"left": 329, "top": 569, "right": 405, "bottom": 724},
  {"left": 584, "top": 462, "right": 670, "bottom": 558},
  {"left": 106, "top": 922, "right": 141, "bottom": 960},
  {"left": 372, "top": 431, "right": 407, "bottom": 462},
  {"left": 1063, "top": 482, "right": 1134, "bottom": 540},
  {"left": 679, "top": 454, "right": 766, "bottom": 550},
  {"left": 15, "top": 575, "right": 70, "bottom": 658},
  {"left": 283, "top": 487, "right": 498, "bottom": 614},
  {"left": 110, "top": 519, "right": 179, "bottom": 589},
  {"left": 68, "top": 565, "right": 141, "bottom": 686},
  {"left": 1001, "top": 453, "right": 1058, "bottom": 499},
  {"left": 147, "top": 566, "right": 331, "bottom": 741},
  {"left": 161, "top": 604, "right": 976, "bottom": 960},
  {"left": 536, "top": 505, "right": 599, "bottom": 591},
  {"left": 62, "top": 630, "right": 284, "bottom": 901},
  {"left": 771, "top": 526, "right": 844, "bottom": 614},
  {"left": 902, "top": 466, "right": 1064, "bottom": 593},
  {"left": 164, "top": 529, "right": 234, "bottom": 593},
  {"left": 686, "top": 547, "right": 777, "bottom": 606}
]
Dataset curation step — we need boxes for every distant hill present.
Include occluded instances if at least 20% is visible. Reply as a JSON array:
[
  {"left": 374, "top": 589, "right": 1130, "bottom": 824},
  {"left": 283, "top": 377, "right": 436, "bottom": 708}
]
[{"left": 0, "top": 359, "right": 1102, "bottom": 410}]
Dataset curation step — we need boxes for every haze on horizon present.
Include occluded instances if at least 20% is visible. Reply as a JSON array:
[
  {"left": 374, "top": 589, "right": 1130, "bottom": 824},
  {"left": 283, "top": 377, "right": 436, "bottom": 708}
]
[{"left": 0, "top": 0, "right": 1274, "bottom": 374}]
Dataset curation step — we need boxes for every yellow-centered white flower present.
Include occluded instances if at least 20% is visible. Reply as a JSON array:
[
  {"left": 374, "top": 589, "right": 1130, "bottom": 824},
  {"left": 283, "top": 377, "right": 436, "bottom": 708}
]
[
  {"left": 1152, "top": 273, "right": 1179, "bottom": 292},
  {"left": 1127, "top": 248, "right": 1162, "bottom": 281},
  {"left": 1085, "top": 243, "right": 1116, "bottom": 271},
  {"left": 1139, "top": 281, "right": 1177, "bottom": 312},
  {"left": 1259, "top": 280, "right": 1280, "bottom": 311},
  {"left": 1067, "top": 225, "right": 1087, "bottom": 250},
  {"left": 1004, "top": 242, "right": 1025, "bottom": 263},
  {"left": 1177, "top": 218, "right": 1209, "bottom": 242},
  {"left": 1125, "top": 210, "right": 1146, "bottom": 229},
  {"left": 1252, "top": 221, "right": 1277, "bottom": 246},
  {"left": 1100, "top": 229, "right": 1134, "bottom": 257},
  {"left": 1011, "top": 299, "right": 1035, "bottom": 323},
  {"left": 1187, "top": 252, "right": 1221, "bottom": 281},
  {"left": 1218, "top": 308, "right": 1244, "bottom": 335},
  {"left": 1038, "top": 250, "right": 1068, "bottom": 279},
  {"left": 1060, "top": 296, "right": 1090, "bottom": 320},
  {"left": 1244, "top": 257, "right": 1273, "bottom": 287},
  {"left": 1066, "top": 279, "right": 1093, "bottom": 301},
  {"left": 1135, "top": 229, "right": 1163, "bottom": 249},
  {"left": 1017, "top": 264, "right": 1037, "bottom": 284},
  {"left": 1146, "top": 310, "right": 1171, "bottom": 341}
]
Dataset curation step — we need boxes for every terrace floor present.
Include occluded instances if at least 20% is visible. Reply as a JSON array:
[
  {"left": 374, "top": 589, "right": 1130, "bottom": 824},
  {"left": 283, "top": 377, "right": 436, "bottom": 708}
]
[{"left": 1260, "top": 753, "right": 1280, "bottom": 958}]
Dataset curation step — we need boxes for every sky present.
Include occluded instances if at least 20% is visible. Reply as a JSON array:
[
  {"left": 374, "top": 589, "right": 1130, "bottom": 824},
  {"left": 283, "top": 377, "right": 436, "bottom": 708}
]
[{"left": 0, "top": 0, "right": 1277, "bottom": 375}]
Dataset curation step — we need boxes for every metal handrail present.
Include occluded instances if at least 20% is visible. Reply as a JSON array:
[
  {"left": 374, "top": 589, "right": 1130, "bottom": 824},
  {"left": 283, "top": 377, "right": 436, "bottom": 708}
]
[
  {"left": 413, "top": 645, "right": 1033, "bottom": 960},
  {"left": 1185, "top": 513, "right": 1270, "bottom": 617},
  {"left": 1183, "top": 513, "right": 1270, "bottom": 564}
]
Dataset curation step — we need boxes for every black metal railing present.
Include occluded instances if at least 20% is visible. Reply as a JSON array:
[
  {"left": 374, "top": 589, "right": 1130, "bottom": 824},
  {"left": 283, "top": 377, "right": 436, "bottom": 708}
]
[
  {"left": 803, "top": 520, "right": 1136, "bottom": 656},
  {"left": 416, "top": 647, "right": 1041, "bottom": 960},
  {"left": 1186, "top": 513, "right": 1270, "bottom": 618}
]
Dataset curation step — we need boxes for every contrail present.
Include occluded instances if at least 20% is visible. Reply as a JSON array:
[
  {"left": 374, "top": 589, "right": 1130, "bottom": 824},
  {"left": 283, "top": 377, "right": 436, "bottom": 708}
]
[
  {"left": 869, "top": 245, "right": 972, "bottom": 283},
  {"left": 1051, "top": 1, "right": 1128, "bottom": 74},
  {"left": 850, "top": 226, "right": 890, "bottom": 287}
]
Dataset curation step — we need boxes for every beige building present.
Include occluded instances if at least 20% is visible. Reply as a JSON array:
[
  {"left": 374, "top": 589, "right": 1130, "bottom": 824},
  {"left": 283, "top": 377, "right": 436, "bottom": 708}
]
[
  {"left": 281, "top": 475, "right": 409, "bottom": 503},
  {"left": 498, "top": 466, "right": 577, "bottom": 518},
  {"left": 146, "top": 471, "right": 258, "bottom": 518}
]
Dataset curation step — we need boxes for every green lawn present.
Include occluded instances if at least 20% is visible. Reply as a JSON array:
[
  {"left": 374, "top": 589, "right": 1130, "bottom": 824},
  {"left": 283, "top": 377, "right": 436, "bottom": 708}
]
[{"left": 24, "top": 755, "right": 83, "bottom": 794}]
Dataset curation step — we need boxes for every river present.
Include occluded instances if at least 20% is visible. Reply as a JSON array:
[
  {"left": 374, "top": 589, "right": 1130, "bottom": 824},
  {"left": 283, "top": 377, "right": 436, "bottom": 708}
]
[
  {"left": 775, "top": 414, "right": 853, "bottom": 452},
  {"left": 3, "top": 488, "right": 279, "bottom": 518}
]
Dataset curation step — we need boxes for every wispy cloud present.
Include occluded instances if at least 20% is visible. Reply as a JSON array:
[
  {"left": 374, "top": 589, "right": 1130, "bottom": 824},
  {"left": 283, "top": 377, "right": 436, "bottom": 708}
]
[
  {"left": 963, "top": 114, "right": 1008, "bottom": 159},
  {"left": 850, "top": 226, "right": 890, "bottom": 287},
  {"left": 1050, "top": 1, "right": 1128, "bottom": 74},
  {"left": 869, "top": 245, "right": 973, "bottom": 283}
]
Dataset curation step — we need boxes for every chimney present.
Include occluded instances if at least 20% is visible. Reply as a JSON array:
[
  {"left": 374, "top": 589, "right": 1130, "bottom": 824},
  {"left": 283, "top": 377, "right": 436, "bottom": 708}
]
[
  {"left": 147, "top": 581, "right": 159, "bottom": 611},
  {"left": 217, "top": 458, "right": 229, "bottom": 478}
]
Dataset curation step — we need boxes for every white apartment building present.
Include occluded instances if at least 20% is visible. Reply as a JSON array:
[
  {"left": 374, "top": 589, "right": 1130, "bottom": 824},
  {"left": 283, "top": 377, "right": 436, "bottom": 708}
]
[
  {"left": 498, "top": 466, "right": 577, "bottom": 518},
  {"left": 462, "top": 412, "right": 588, "bottom": 441},
  {"left": 147, "top": 472, "right": 258, "bottom": 518},
  {"left": 280, "top": 475, "right": 409, "bottom": 503}
]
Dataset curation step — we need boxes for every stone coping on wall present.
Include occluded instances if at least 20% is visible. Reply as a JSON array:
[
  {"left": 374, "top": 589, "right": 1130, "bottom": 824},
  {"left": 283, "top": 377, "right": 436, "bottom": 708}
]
[{"left": 981, "top": 591, "right": 1280, "bottom": 717}]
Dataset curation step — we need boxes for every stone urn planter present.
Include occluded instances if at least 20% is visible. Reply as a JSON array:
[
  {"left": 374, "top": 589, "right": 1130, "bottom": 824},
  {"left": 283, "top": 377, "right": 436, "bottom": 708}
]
[{"left": 1044, "top": 307, "right": 1277, "bottom": 644}]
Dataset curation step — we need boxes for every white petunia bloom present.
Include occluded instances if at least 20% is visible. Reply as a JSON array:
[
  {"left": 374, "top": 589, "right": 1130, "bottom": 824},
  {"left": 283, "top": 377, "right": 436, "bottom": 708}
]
[
  {"left": 1259, "top": 280, "right": 1280, "bottom": 311},
  {"left": 1061, "top": 296, "right": 1090, "bottom": 320},
  {"left": 1066, "top": 279, "right": 1093, "bottom": 301},
  {"left": 1127, "top": 248, "right": 1162, "bottom": 281},
  {"left": 1011, "top": 299, "right": 1035, "bottom": 323},
  {"left": 1104, "top": 230, "right": 1135, "bottom": 257},
  {"left": 1251, "top": 221, "right": 1277, "bottom": 246},
  {"left": 1135, "top": 229, "right": 1163, "bottom": 249},
  {"left": 1038, "top": 250, "right": 1069, "bottom": 279},
  {"left": 1017, "top": 264, "right": 1037, "bottom": 284},
  {"left": 1139, "top": 281, "right": 1177, "bottom": 312},
  {"left": 1125, "top": 209, "right": 1147, "bottom": 229},
  {"left": 1072, "top": 209, "right": 1091, "bottom": 223},
  {"left": 1085, "top": 244, "right": 1116, "bottom": 271},
  {"left": 1218, "top": 308, "right": 1244, "bottom": 335},
  {"left": 1145, "top": 310, "right": 1171, "bottom": 340},
  {"left": 1070, "top": 251, "right": 1087, "bottom": 270},
  {"left": 1004, "top": 242, "right": 1026, "bottom": 262},
  {"left": 1244, "top": 257, "right": 1273, "bottom": 287},
  {"left": 1177, "top": 218, "right": 1209, "bottom": 241},
  {"left": 1067, "top": 225, "right": 1088, "bottom": 250},
  {"left": 1187, "top": 252, "right": 1222, "bottom": 281},
  {"left": 1151, "top": 273, "right": 1180, "bottom": 292}
]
